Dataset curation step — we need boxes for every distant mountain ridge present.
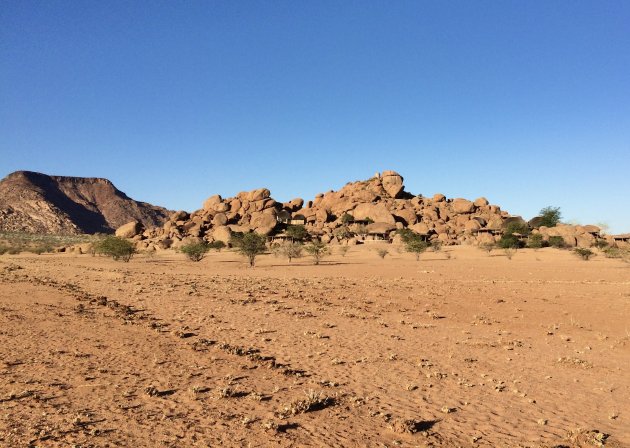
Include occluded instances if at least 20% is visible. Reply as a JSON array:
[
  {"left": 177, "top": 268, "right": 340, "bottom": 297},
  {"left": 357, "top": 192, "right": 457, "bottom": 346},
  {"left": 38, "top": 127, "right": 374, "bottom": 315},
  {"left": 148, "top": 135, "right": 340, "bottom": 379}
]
[{"left": 0, "top": 171, "right": 171, "bottom": 234}]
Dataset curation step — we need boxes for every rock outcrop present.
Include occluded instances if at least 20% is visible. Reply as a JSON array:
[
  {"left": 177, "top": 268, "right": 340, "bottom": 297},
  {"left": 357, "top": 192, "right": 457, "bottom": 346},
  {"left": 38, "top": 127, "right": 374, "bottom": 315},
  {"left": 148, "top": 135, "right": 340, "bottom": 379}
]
[
  {"left": 82, "top": 169, "right": 604, "bottom": 251},
  {"left": 0, "top": 171, "right": 171, "bottom": 234},
  {"left": 534, "top": 224, "right": 601, "bottom": 248},
  {"left": 134, "top": 170, "right": 525, "bottom": 250}
]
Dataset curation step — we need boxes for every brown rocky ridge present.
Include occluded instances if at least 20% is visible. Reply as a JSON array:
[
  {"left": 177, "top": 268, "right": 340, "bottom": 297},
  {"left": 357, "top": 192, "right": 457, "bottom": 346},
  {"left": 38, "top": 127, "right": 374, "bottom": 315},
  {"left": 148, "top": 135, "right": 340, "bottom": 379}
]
[
  {"left": 0, "top": 171, "right": 171, "bottom": 235},
  {"left": 129, "top": 170, "right": 608, "bottom": 252}
]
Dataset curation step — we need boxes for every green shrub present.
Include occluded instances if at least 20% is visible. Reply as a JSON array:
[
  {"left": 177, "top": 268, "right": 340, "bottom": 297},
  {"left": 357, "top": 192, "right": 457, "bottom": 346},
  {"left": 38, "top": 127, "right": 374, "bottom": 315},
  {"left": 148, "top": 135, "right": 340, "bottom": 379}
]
[
  {"left": 499, "top": 234, "right": 521, "bottom": 249},
  {"left": 334, "top": 226, "right": 352, "bottom": 240},
  {"left": 305, "top": 240, "right": 329, "bottom": 265},
  {"left": 229, "top": 232, "right": 245, "bottom": 248},
  {"left": 30, "top": 245, "right": 54, "bottom": 255},
  {"left": 405, "top": 238, "right": 428, "bottom": 261},
  {"left": 376, "top": 248, "right": 389, "bottom": 259},
  {"left": 499, "top": 222, "right": 529, "bottom": 249},
  {"left": 593, "top": 240, "right": 608, "bottom": 250},
  {"left": 340, "top": 213, "right": 354, "bottom": 224},
  {"left": 504, "top": 248, "right": 517, "bottom": 260},
  {"left": 281, "top": 242, "right": 303, "bottom": 262},
  {"left": 338, "top": 246, "right": 349, "bottom": 257},
  {"left": 286, "top": 225, "right": 309, "bottom": 242},
  {"left": 94, "top": 236, "right": 136, "bottom": 262},
  {"left": 504, "top": 222, "right": 530, "bottom": 236},
  {"left": 548, "top": 236, "right": 566, "bottom": 248},
  {"left": 603, "top": 247, "right": 622, "bottom": 258},
  {"left": 180, "top": 242, "right": 210, "bottom": 262},
  {"left": 431, "top": 240, "right": 443, "bottom": 252},
  {"left": 527, "top": 233, "right": 545, "bottom": 249},
  {"left": 574, "top": 248, "right": 595, "bottom": 260},
  {"left": 539, "top": 206, "right": 562, "bottom": 227},
  {"left": 396, "top": 228, "right": 417, "bottom": 244},
  {"left": 239, "top": 233, "right": 267, "bottom": 267},
  {"left": 208, "top": 240, "right": 226, "bottom": 251}
]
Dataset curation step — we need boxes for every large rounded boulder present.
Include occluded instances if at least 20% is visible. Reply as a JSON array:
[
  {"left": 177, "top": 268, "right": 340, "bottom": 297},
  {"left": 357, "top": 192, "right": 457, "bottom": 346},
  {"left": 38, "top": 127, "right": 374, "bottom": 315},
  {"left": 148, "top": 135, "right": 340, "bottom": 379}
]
[
  {"left": 352, "top": 203, "right": 395, "bottom": 224},
  {"left": 452, "top": 198, "right": 475, "bottom": 214},
  {"left": 115, "top": 220, "right": 143, "bottom": 238},
  {"left": 381, "top": 170, "right": 404, "bottom": 198}
]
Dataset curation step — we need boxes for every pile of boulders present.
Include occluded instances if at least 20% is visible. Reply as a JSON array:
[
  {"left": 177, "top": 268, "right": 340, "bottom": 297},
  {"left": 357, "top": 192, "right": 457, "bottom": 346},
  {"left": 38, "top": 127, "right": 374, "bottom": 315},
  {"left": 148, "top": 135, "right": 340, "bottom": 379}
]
[
  {"left": 117, "top": 171, "right": 512, "bottom": 251},
  {"left": 110, "top": 170, "right": 604, "bottom": 251}
]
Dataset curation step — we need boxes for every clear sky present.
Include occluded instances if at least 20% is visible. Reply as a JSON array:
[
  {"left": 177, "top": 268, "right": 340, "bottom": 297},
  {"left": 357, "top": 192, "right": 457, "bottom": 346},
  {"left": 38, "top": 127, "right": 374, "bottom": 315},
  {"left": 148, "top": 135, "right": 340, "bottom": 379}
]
[{"left": 1, "top": 1, "right": 629, "bottom": 233}]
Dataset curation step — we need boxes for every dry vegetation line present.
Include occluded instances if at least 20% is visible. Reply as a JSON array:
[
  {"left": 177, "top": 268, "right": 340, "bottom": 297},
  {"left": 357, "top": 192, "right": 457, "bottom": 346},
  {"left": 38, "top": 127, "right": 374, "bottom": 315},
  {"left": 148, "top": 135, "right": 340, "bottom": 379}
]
[{"left": 2, "top": 263, "right": 439, "bottom": 446}]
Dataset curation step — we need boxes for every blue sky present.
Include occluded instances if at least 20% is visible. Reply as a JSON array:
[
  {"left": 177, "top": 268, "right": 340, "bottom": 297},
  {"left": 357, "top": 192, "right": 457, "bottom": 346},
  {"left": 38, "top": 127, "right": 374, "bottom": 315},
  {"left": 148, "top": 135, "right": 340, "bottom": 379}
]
[{"left": 1, "top": 1, "right": 629, "bottom": 232}]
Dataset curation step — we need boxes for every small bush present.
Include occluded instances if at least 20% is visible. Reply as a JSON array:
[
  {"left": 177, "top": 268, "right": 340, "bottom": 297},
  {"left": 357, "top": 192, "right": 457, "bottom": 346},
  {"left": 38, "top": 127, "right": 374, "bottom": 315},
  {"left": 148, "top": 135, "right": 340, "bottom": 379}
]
[
  {"left": 574, "top": 248, "right": 595, "bottom": 260},
  {"left": 527, "top": 233, "right": 545, "bottom": 249},
  {"left": 305, "top": 241, "right": 329, "bottom": 265},
  {"left": 479, "top": 242, "right": 495, "bottom": 255},
  {"left": 340, "top": 213, "right": 354, "bottom": 224},
  {"left": 209, "top": 240, "right": 226, "bottom": 251},
  {"left": 504, "top": 222, "right": 530, "bottom": 237},
  {"left": 270, "top": 242, "right": 283, "bottom": 258},
  {"left": 338, "top": 246, "right": 349, "bottom": 257},
  {"left": 431, "top": 240, "right": 442, "bottom": 252},
  {"left": 593, "top": 240, "right": 608, "bottom": 250},
  {"left": 504, "top": 248, "right": 517, "bottom": 260},
  {"left": 603, "top": 247, "right": 622, "bottom": 259},
  {"left": 30, "top": 245, "right": 54, "bottom": 255},
  {"left": 180, "top": 242, "right": 210, "bottom": 262},
  {"left": 376, "top": 248, "right": 389, "bottom": 259},
  {"left": 354, "top": 224, "right": 368, "bottom": 237},
  {"left": 548, "top": 236, "right": 566, "bottom": 248},
  {"left": 281, "top": 242, "right": 303, "bottom": 263},
  {"left": 499, "top": 234, "right": 521, "bottom": 249},
  {"left": 334, "top": 226, "right": 352, "bottom": 240},
  {"left": 405, "top": 238, "right": 428, "bottom": 261},
  {"left": 499, "top": 221, "right": 529, "bottom": 249},
  {"left": 94, "top": 236, "right": 136, "bottom": 262}
]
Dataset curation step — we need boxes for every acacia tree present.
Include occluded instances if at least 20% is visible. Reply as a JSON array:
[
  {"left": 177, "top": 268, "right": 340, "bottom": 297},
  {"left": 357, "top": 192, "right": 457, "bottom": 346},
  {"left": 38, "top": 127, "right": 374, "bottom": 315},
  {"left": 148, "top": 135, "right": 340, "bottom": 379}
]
[
  {"left": 406, "top": 238, "right": 429, "bottom": 261},
  {"left": 180, "top": 242, "right": 210, "bottom": 262},
  {"left": 94, "top": 236, "right": 136, "bottom": 262},
  {"left": 539, "top": 206, "right": 562, "bottom": 227},
  {"left": 239, "top": 233, "right": 267, "bottom": 267},
  {"left": 305, "top": 240, "right": 329, "bottom": 265}
]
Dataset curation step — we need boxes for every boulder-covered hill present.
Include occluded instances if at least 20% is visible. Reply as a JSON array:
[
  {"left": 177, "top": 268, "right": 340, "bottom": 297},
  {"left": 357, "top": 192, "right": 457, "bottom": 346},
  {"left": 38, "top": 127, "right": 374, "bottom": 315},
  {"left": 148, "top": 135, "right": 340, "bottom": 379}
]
[
  {"left": 0, "top": 171, "right": 171, "bottom": 234},
  {"left": 131, "top": 170, "right": 601, "bottom": 251}
]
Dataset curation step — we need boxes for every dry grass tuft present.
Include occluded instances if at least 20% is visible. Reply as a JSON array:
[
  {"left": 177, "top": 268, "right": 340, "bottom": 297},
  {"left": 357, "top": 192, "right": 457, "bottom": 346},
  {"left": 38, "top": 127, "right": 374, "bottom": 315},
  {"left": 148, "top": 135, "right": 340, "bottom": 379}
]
[{"left": 278, "top": 390, "right": 336, "bottom": 418}]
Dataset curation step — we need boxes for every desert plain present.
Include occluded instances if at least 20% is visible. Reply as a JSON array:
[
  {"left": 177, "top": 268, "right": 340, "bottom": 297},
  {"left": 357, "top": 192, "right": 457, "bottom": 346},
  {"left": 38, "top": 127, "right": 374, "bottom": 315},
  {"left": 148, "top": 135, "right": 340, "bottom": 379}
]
[{"left": 1, "top": 245, "right": 629, "bottom": 448}]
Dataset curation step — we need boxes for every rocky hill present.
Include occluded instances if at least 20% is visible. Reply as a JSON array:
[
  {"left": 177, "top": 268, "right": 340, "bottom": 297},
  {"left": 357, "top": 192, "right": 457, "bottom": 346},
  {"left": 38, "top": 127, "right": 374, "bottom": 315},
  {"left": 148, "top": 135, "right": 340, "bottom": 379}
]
[
  {"left": 128, "top": 170, "right": 601, "bottom": 251},
  {"left": 0, "top": 171, "right": 171, "bottom": 234}
]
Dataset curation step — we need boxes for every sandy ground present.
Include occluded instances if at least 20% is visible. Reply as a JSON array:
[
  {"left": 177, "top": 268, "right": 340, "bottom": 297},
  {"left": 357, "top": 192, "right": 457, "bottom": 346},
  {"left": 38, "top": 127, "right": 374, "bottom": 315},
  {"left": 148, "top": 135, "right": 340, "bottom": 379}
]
[{"left": 1, "top": 245, "right": 629, "bottom": 448}]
